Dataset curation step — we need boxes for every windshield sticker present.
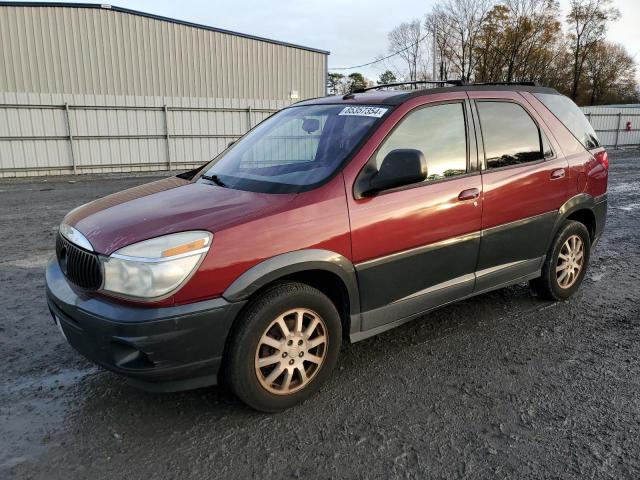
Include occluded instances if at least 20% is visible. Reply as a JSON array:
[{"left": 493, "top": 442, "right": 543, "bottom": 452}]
[{"left": 338, "top": 106, "right": 388, "bottom": 118}]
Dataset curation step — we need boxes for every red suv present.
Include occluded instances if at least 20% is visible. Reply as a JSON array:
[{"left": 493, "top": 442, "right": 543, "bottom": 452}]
[{"left": 46, "top": 82, "right": 608, "bottom": 411}]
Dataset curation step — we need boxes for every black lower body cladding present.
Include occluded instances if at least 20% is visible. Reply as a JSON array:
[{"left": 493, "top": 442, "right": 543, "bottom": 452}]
[
  {"left": 593, "top": 193, "right": 607, "bottom": 243},
  {"left": 45, "top": 258, "right": 246, "bottom": 392}
]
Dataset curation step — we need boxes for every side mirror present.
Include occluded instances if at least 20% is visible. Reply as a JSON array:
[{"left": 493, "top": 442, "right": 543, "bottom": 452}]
[{"left": 366, "top": 149, "right": 427, "bottom": 195}]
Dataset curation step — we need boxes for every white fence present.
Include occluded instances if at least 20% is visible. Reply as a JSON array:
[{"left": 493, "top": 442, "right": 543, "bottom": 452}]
[
  {"left": 0, "top": 95, "right": 282, "bottom": 178},
  {"left": 582, "top": 105, "right": 640, "bottom": 149},
  {"left": 2, "top": 100, "right": 637, "bottom": 178}
]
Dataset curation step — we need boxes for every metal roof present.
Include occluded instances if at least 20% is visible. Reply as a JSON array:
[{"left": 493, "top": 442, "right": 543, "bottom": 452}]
[{"left": 0, "top": 1, "right": 330, "bottom": 55}]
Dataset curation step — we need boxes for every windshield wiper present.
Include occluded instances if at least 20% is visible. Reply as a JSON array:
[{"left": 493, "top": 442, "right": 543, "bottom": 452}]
[{"left": 201, "top": 174, "right": 227, "bottom": 187}]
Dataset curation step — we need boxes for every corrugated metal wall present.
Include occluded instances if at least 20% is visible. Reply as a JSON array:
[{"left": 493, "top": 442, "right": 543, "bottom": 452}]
[
  {"left": 582, "top": 105, "right": 640, "bottom": 148},
  {"left": 0, "top": 4, "right": 328, "bottom": 177}
]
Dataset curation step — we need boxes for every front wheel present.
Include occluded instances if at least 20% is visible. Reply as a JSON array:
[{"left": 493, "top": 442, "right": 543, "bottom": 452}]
[
  {"left": 225, "top": 282, "right": 342, "bottom": 412},
  {"left": 530, "top": 220, "right": 591, "bottom": 301}
]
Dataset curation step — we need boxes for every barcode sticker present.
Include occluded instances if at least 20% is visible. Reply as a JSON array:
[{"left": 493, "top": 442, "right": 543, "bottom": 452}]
[{"left": 338, "top": 106, "right": 388, "bottom": 118}]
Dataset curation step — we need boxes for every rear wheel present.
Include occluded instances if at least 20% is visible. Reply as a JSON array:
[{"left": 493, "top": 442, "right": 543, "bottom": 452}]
[
  {"left": 226, "top": 282, "right": 342, "bottom": 412},
  {"left": 530, "top": 220, "right": 591, "bottom": 301}
]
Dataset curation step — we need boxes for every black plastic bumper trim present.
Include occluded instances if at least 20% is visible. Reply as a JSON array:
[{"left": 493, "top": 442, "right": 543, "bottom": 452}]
[{"left": 45, "top": 258, "right": 246, "bottom": 391}]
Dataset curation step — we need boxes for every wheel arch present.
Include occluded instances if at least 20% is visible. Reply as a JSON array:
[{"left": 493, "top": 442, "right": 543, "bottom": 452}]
[
  {"left": 549, "top": 194, "right": 598, "bottom": 248},
  {"left": 222, "top": 250, "right": 361, "bottom": 332}
]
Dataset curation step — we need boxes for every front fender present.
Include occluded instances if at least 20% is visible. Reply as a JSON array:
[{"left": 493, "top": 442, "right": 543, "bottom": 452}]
[{"left": 222, "top": 249, "right": 361, "bottom": 315}]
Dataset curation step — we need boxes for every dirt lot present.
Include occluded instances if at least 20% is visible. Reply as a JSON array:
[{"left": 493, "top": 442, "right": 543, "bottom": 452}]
[{"left": 1, "top": 151, "right": 639, "bottom": 479}]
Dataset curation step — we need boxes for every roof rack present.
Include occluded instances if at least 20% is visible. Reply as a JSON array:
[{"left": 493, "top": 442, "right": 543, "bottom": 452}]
[
  {"left": 471, "top": 81, "right": 538, "bottom": 86},
  {"left": 347, "top": 79, "right": 539, "bottom": 97},
  {"left": 352, "top": 80, "right": 464, "bottom": 94}
]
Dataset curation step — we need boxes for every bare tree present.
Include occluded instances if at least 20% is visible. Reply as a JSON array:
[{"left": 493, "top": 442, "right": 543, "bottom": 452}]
[
  {"left": 583, "top": 41, "right": 638, "bottom": 105},
  {"left": 566, "top": 0, "right": 619, "bottom": 100},
  {"left": 378, "top": 0, "right": 637, "bottom": 104},
  {"left": 387, "top": 20, "right": 427, "bottom": 83},
  {"left": 426, "top": 11, "right": 454, "bottom": 81},
  {"left": 430, "top": 0, "right": 495, "bottom": 81}
]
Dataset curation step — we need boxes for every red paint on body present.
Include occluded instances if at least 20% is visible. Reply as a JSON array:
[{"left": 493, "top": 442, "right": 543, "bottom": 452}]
[{"left": 62, "top": 88, "right": 607, "bottom": 307}]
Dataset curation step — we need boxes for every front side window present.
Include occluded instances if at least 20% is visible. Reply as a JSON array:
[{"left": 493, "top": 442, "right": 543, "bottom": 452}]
[
  {"left": 374, "top": 103, "right": 468, "bottom": 181},
  {"left": 477, "top": 101, "right": 544, "bottom": 169},
  {"left": 200, "top": 104, "right": 388, "bottom": 193}
]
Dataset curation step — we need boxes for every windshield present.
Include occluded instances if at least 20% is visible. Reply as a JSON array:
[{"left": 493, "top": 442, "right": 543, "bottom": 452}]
[{"left": 198, "top": 104, "right": 390, "bottom": 193}]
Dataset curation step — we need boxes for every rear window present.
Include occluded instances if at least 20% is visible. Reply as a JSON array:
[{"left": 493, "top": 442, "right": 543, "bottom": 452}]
[{"left": 534, "top": 93, "right": 600, "bottom": 150}]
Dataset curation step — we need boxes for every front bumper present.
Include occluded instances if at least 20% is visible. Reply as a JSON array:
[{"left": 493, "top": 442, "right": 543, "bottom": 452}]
[{"left": 45, "top": 258, "right": 246, "bottom": 392}]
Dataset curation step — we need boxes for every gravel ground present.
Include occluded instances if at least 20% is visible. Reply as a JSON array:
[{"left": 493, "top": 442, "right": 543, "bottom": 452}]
[{"left": 1, "top": 151, "right": 639, "bottom": 479}]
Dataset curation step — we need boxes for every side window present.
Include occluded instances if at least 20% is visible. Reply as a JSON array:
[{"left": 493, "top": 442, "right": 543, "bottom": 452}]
[
  {"left": 534, "top": 93, "right": 600, "bottom": 150},
  {"left": 374, "top": 103, "right": 467, "bottom": 182},
  {"left": 477, "top": 101, "right": 544, "bottom": 169}
]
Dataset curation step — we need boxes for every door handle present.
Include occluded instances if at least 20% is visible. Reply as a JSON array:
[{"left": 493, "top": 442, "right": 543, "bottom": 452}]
[
  {"left": 550, "top": 168, "right": 566, "bottom": 180},
  {"left": 458, "top": 188, "right": 480, "bottom": 201}
]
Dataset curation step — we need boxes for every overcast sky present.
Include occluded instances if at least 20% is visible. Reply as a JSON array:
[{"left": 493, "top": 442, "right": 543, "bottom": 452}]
[{"left": 19, "top": 0, "right": 640, "bottom": 80}]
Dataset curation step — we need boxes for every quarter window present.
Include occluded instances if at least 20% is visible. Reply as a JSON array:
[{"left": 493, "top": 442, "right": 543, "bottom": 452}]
[
  {"left": 374, "top": 103, "right": 467, "bottom": 182},
  {"left": 477, "top": 102, "right": 544, "bottom": 169},
  {"left": 534, "top": 93, "right": 600, "bottom": 150}
]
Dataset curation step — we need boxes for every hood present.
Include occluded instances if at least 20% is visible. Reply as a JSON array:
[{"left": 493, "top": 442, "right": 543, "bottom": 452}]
[{"left": 64, "top": 176, "right": 296, "bottom": 254}]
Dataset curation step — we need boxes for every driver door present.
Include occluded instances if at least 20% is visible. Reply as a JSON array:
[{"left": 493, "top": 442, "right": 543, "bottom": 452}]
[{"left": 344, "top": 97, "right": 483, "bottom": 332}]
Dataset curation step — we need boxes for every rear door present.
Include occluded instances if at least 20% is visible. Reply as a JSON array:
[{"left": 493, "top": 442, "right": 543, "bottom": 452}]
[
  {"left": 468, "top": 91, "right": 569, "bottom": 291},
  {"left": 343, "top": 94, "right": 483, "bottom": 331}
]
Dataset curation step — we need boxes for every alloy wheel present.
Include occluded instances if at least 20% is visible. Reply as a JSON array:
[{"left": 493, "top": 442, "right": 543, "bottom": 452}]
[
  {"left": 556, "top": 234, "right": 584, "bottom": 289},
  {"left": 254, "top": 308, "right": 328, "bottom": 395}
]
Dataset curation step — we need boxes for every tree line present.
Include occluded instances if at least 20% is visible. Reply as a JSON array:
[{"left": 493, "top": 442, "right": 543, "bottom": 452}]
[{"left": 328, "top": 0, "right": 638, "bottom": 106}]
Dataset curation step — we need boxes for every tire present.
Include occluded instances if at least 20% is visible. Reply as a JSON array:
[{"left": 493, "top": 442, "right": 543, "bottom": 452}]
[
  {"left": 530, "top": 220, "right": 591, "bottom": 301},
  {"left": 225, "top": 282, "right": 342, "bottom": 412}
]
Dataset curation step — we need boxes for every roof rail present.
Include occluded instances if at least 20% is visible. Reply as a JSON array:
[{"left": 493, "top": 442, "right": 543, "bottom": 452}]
[
  {"left": 467, "top": 81, "right": 538, "bottom": 87},
  {"left": 351, "top": 80, "right": 465, "bottom": 94},
  {"left": 348, "top": 80, "right": 539, "bottom": 97}
]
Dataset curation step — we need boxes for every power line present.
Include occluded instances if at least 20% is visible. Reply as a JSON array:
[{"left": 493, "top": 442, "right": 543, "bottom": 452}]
[{"left": 329, "top": 32, "right": 430, "bottom": 71}]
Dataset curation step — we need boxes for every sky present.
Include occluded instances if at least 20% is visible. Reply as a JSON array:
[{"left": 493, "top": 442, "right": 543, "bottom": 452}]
[{"left": 14, "top": 0, "right": 640, "bottom": 81}]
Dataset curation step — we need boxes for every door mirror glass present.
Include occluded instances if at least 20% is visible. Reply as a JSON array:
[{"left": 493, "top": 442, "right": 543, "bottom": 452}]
[{"left": 366, "top": 149, "right": 427, "bottom": 194}]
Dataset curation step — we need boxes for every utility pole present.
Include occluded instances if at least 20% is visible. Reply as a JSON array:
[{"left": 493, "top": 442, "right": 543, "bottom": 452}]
[{"left": 431, "top": 20, "right": 438, "bottom": 81}]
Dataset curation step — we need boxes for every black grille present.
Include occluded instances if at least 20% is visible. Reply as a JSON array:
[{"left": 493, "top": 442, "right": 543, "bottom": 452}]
[{"left": 56, "top": 232, "right": 103, "bottom": 290}]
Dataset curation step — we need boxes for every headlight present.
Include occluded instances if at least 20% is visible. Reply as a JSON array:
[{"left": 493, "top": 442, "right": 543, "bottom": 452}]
[{"left": 102, "top": 231, "right": 212, "bottom": 299}]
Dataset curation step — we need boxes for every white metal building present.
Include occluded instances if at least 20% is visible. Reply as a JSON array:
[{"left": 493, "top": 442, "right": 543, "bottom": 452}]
[{"left": 0, "top": 2, "right": 329, "bottom": 177}]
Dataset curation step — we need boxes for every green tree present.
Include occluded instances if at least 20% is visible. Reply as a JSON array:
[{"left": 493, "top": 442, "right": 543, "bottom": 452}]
[
  {"left": 378, "top": 70, "right": 397, "bottom": 85},
  {"left": 347, "top": 72, "right": 368, "bottom": 92},
  {"left": 327, "top": 72, "right": 345, "bottom": 95}
]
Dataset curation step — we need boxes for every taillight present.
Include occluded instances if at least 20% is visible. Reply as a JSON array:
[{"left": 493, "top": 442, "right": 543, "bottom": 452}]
[{"left": 595, "top": 150, "right": 609, "bottom": 170}]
